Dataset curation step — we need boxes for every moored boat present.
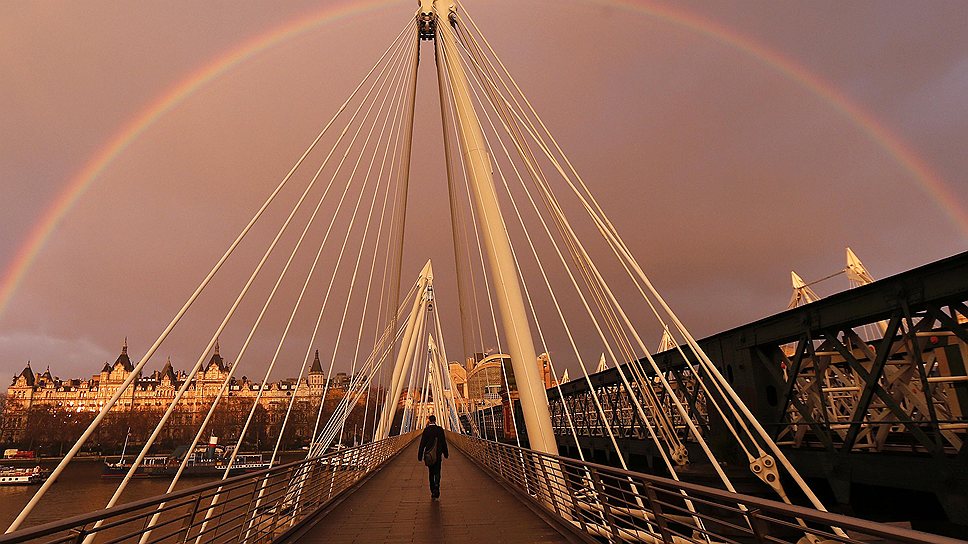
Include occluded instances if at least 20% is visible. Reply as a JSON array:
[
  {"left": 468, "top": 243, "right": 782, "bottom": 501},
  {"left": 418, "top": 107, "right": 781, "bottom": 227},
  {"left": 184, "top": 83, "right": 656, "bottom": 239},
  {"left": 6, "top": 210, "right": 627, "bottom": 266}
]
[
  {"left": 0, "top": 465, "right": 50, "bottom": 485},
  {"left": 102, "top": 442, "right": 272, "bottom": 478}
]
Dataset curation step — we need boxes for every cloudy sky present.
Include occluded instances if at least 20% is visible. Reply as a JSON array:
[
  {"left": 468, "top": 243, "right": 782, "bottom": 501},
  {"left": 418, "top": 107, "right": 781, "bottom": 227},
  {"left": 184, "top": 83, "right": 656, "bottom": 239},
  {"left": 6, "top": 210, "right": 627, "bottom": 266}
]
[{"left": 1, "top": 0, "right": 967, "bottom": 382}]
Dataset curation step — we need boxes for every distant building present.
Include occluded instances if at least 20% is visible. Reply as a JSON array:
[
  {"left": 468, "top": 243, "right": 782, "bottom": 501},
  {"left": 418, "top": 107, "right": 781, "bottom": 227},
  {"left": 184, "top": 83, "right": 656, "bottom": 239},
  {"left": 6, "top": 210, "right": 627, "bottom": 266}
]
[
  {"left": 456, "top": 352, "right": 559, "bottom": 407},
  {"left": 450, "top": 352, "right": 560, "bottom": 440},
  {"left": 1, "top": 340, "right": 331, "bottom": 443},
  {"left": 466, "top": 354, "right": 508, "bottom": 405}
]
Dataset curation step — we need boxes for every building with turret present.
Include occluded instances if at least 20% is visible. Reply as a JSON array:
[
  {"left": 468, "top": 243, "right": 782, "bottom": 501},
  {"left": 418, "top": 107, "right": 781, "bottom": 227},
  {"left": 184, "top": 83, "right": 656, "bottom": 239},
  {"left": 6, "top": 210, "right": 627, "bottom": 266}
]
[{"left": 1, "top": 340, "right": 333, "bottom": 443}]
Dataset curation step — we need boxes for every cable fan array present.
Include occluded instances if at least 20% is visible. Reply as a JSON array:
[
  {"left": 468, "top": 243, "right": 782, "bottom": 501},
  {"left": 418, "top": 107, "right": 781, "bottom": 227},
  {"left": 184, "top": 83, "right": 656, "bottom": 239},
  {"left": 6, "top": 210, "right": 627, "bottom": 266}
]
[
  {"left": 9, "top": 18, "right": 427, "bottom": 534},
  {"left": 6, "top": 3, "right": 847, "bottom": 542},
  {"left": 431, "top": 2, "right": 844, "bottom": 538}
]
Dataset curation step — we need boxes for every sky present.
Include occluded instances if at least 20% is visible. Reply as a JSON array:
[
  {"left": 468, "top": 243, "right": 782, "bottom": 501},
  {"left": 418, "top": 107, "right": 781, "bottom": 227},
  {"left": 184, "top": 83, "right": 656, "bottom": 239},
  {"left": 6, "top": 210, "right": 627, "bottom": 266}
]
[{"left": 1, "top": 0, "right": 967, "bottom": 383}]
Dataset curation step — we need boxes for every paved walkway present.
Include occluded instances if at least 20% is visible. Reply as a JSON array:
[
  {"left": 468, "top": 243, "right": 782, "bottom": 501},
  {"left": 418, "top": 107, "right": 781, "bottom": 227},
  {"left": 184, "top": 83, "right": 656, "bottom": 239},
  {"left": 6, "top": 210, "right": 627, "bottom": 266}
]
[{"left": 298, "top": 440, "right": 570, "bottom": 543}]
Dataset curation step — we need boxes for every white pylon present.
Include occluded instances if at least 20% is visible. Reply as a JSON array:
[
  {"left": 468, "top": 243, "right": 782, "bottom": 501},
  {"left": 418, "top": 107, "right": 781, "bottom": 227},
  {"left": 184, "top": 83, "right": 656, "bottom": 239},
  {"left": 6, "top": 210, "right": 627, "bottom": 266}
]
[
  {"left": 788, "top": 270, "right": 820, "bottom": 309},
  {"left": 657, "top": 329, "right": 676, "bottom": 352},
  {"left": 845, "top": 247, "right": 875, "bottom": 285},
  {"left": 433, "top": 2, "right": 558, "bottom": 454},
  {"left": 375, "top": 260, "right": 434, "bottom": 440},
  {"left": 595, "top": 353, "right": 608, "bottom": 373},
  {"left": 845, "top": 247, "right": 887, "bottom": 335}
]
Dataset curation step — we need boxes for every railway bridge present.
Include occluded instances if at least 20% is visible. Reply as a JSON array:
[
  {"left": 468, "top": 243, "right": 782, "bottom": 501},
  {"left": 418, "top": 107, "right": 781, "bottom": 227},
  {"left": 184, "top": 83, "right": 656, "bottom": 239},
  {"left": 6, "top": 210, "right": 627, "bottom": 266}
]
[{"left": 548, "top": 250, "right": 968, "bottom": 528}]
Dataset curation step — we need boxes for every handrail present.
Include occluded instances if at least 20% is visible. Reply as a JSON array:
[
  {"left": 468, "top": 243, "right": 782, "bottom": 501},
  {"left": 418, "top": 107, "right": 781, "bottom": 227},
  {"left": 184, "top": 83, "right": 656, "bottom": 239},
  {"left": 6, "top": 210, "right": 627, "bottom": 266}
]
[
  {"left": 0, "top": 433, "right": 417, "bottom": 544},
  {"left": 449, "top": 432, "right": 960, "bottom": 544}
]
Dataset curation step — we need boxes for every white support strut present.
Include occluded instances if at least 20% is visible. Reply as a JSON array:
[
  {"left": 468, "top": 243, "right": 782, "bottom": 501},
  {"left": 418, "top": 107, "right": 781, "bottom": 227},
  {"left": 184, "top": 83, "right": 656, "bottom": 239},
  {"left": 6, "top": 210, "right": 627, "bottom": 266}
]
[
  {"left": 376, "top": 260, "right": 434, "bottom": 439},
  {"left": 432, "top": 1, "right": 557, "bottom": 455}
]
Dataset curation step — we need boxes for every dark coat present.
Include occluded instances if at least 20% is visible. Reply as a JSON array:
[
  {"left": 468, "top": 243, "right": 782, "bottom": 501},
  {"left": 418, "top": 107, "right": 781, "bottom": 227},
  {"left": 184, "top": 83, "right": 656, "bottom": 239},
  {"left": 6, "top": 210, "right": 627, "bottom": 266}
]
[{"left": 417, "top": 424, "right": 449, "bottom": 462}]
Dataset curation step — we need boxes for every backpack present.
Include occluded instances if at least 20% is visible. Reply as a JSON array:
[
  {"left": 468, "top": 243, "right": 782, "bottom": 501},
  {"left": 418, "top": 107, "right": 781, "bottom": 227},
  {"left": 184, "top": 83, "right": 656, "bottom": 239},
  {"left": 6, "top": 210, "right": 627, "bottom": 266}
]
[{"left": 422, "top": 436, "right": 438, "bottom": 466}]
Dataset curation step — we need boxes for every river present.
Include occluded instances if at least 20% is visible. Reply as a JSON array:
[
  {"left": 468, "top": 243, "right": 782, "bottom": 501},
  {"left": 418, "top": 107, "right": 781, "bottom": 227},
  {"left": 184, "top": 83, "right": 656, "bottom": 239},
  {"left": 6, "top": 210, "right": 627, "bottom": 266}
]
[{"left": 0, "top": 455, "right": 300, "bottom": 533}]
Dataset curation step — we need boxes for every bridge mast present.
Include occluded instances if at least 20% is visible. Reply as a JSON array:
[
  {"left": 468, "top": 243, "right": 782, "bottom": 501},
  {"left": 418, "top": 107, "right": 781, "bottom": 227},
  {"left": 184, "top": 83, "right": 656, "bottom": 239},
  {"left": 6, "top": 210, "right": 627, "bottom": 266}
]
[
  {"left": 375, "top": 260, "right": 434, "bottom": 440},
  {"left": 425, "top": 0, "right": 558, "bottom": 454}
]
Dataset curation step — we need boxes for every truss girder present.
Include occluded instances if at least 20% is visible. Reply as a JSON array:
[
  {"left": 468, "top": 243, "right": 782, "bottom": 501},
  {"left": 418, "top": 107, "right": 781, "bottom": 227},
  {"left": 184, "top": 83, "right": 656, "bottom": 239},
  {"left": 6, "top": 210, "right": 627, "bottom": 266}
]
[
  {"left": 549, "top": 372, "right": 708, "bottom": 442},
  {"left": 549, "top": 251, "right": 968, "bottom": 457},
  {"left": 547, "top": 251, "right": 968, "bottom": 523}
]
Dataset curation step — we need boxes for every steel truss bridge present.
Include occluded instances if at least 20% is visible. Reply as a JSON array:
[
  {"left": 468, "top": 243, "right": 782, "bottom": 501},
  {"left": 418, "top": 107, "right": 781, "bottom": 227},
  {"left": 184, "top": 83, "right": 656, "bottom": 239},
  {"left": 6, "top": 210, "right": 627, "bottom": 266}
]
[
  {"left": 2, "top": 1, "right": 963, "bottom": 542},
  {"left": 549, "top": 250, "right": 968, "bottom": 527}
]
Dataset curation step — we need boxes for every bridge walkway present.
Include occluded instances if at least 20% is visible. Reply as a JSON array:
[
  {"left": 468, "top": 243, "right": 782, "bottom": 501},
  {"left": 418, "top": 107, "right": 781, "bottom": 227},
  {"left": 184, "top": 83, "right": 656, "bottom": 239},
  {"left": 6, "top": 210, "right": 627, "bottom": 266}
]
[{"left": 296, "top": 440, "right": 573, "bottom": 543}]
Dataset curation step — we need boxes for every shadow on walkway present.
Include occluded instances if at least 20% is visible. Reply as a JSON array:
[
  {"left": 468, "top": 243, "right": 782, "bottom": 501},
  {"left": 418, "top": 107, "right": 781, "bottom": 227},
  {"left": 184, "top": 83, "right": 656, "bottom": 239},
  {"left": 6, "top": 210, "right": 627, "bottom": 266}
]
[{"left": 298, "top": 440, "right": 570, "bottom": 543}]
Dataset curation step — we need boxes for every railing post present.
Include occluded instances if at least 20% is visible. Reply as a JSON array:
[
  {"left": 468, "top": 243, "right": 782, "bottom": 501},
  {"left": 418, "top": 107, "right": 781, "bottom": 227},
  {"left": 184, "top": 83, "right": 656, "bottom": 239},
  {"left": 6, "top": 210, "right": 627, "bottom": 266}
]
[
  {"left": 537, "top": 452, "right": 560, "bottom": 515},
  {"left": 747, "top": 509, "right": 771, "bottom": 544},
  {"left": 237, "top": 480, "right": 263, "bottom": 544},
  {"left": 642, "top": 482, "right": 674, "bottom": 544},
  {"left": 70, "top": 527, "right": 88, "bottom": 544},
  {"left": 327, "top": 461, "right": 338, "bottom": 500},
  {"left": 561, "top": 464, "right": 590, "bottom": 535},
  {"left": 267, "top": 481, "right": 288, "bottom": 540},
  {"left": 181, "top": 493, "right": 203, "bottom": 544},
  {"left": 588, "top": 466, "right": 621, "bottom": 542}
]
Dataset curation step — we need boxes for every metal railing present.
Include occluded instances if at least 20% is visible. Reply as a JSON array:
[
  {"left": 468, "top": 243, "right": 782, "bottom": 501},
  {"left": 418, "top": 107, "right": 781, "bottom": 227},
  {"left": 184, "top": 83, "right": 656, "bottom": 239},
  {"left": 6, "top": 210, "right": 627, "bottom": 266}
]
[
  {"left": 0, "top": 433, "right": 416, "bottom": 544},
  {"left": 450, "top": 432, "right": 960, "bottom": 544}
]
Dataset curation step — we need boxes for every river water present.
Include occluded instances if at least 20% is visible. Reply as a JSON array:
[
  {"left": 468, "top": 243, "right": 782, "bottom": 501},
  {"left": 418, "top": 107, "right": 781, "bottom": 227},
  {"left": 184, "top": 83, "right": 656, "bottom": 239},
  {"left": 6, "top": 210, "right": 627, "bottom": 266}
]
[
  {"left": 0, "top": 459, "right": 223, "bottom": 531},
  {"left": 0, "top": 455, "right": 306, "bottom": 533}
]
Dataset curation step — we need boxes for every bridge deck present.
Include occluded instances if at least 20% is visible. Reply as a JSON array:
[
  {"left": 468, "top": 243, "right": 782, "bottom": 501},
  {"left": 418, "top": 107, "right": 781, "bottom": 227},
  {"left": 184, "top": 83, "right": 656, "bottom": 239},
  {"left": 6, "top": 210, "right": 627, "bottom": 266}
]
[{"left": 297, "top": 440, "right": 571, "bottom": 543}]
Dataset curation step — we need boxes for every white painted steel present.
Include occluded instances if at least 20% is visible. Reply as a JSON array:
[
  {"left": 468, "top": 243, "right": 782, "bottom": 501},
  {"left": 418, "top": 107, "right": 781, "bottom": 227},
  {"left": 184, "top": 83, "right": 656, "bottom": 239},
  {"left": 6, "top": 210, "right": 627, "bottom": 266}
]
[{"left": 434, "top": 1, "right": 558, "bottom": 455}]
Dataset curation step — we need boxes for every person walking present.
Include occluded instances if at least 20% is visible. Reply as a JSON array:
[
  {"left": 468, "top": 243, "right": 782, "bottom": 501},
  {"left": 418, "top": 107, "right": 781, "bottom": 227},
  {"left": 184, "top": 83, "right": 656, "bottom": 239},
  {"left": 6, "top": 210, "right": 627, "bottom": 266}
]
[{"left": 417, "top": 415, "right": 449, "bottom": 499}]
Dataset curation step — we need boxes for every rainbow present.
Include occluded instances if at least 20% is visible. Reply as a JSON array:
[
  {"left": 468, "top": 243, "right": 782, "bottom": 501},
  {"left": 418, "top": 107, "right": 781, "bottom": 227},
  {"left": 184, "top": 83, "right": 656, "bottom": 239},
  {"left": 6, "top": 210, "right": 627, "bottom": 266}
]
[
  {"left": 597, "top": 0, "right": 968, "bottom": 235},
  {"left": 1, "top": 0, "right": 964, "bottom": 318},
  {"left": 0, "top": 0, "right": 401, "bottom": 317}
]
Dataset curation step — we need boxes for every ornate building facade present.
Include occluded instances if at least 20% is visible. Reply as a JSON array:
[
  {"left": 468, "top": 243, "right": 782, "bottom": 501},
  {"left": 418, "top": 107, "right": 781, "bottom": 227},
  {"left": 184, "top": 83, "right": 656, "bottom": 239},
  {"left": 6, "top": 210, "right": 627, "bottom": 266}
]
[{"left": 1, "top": 340, "right": 343, "bottom": 444}]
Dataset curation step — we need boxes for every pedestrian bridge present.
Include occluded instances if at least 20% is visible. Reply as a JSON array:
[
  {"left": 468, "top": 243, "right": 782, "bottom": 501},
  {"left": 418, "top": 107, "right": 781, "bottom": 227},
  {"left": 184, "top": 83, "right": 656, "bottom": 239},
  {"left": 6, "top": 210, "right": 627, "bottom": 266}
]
[
  {"left": 0, "top": 433, "right": 954, "bottom": 544},
  {"left": 2, "top": 2, "right": 963, "bottom": 543}
]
